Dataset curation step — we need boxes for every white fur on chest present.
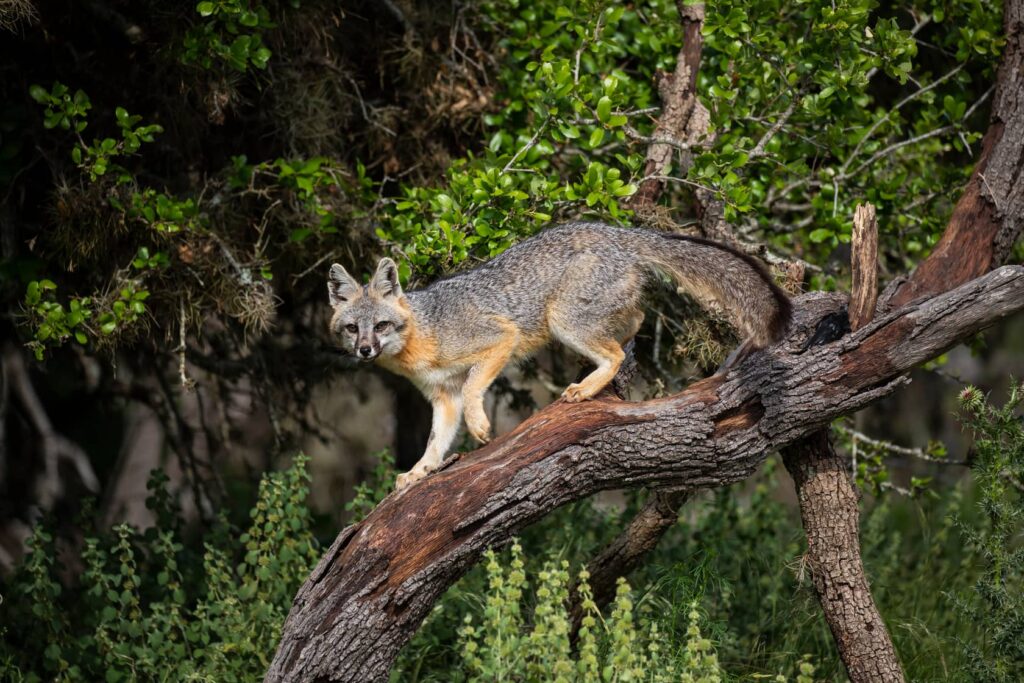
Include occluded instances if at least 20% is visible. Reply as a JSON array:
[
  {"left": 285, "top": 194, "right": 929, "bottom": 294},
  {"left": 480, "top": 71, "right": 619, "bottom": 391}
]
[{"left": 411, "top": 365, "right": 468, "bottom": 395}]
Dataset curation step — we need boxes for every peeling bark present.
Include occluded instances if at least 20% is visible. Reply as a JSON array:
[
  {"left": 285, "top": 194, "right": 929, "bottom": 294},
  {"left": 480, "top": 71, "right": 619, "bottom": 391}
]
[{"left": 265, "top": 265, "right": 1024, "bottom": 683}]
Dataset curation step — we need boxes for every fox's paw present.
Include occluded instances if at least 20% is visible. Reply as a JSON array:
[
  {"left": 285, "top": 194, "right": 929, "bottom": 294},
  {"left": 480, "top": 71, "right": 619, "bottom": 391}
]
[
  {"left": 562, "top": 382, "right": 594, "bottom": 403},
  {"left": 465, "top": 411, "right": 492, "bottom": 444},
  {"left": 395, "top": 466, "right": 429, "bottom": 491}
]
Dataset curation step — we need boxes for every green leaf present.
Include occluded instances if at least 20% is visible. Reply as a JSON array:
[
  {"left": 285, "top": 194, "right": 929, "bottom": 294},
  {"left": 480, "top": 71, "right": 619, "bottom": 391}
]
[
  {"left": 196, "top": 1, "right": 215, "bottom": 16},
  {"left": 808, "top": 228, "right": 834, "bottom": 243},
  {"left": 29, "top": 84, "right": 49, "bottom": 103},
  {"left": 596, "top": 96, "right": 612, "bottom": 123}
]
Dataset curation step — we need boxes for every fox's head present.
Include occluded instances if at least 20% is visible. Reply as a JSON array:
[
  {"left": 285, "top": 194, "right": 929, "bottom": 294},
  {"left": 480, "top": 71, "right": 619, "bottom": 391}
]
[{"left": 327, "top": 258, "right": 411, "bottom": 362}]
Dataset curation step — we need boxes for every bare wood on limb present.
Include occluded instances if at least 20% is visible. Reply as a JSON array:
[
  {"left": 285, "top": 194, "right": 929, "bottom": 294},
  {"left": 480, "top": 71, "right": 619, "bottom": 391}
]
[{"left": 849, "top": 203, "right": 880, "bottom": 332}]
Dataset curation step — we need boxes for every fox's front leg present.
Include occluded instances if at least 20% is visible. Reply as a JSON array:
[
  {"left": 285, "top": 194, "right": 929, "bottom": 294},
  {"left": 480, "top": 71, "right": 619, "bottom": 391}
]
[
  {"left": 462, "top": 332, "right": 518, "bottom": 444},
  {"left": 395, "top": 389, "right": 463, "bottom": 491}
]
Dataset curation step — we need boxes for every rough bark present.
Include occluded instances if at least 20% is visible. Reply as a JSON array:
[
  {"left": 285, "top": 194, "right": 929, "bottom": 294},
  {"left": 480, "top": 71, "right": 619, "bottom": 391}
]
[
  {"left": 265, "top": 265, "right": 1024, "bottom": 683},
  {"left": 781, "top": 433, "right": 903, "bottom": 683}
]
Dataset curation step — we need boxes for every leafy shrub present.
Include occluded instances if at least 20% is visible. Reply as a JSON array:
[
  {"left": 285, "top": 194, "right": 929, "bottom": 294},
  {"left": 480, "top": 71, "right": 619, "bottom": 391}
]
[
  {"left": 456, "top": 541, "right": 723, "bottom": 683},
  {"left": 953, "top": 382, "right": 1024, "bottom": 681},
  {"left": 0, "top": 455, "right": 318, "bottom": 682}
]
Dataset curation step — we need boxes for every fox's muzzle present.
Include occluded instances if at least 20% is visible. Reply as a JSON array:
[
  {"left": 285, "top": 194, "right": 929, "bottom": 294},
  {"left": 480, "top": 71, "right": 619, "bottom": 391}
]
[{"left": 357, "top": 344, "right": 378, "bottom": 361}]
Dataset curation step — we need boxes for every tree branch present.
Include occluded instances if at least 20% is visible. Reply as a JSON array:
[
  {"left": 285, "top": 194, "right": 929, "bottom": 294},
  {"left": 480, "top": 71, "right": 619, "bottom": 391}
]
[
  {"left": 627, "top": 2, "right": 705, "bottom": 208},
  {"left": 265, "top": 264, "right": 1024, "bottom": 683},
  {"left": 883, "top": 0, "right": 1024, "bottom": 308}
]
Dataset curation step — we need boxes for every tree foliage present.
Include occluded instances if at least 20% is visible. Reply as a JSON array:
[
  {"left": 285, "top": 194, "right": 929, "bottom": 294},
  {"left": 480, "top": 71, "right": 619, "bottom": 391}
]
[{"left": 0, "top": 0, "right": 1020, "bottom": 681}]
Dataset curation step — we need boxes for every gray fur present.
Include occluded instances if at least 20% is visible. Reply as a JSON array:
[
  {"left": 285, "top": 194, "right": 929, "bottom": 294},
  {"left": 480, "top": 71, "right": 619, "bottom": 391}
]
[
  {"left": 327, "top": 222, "right": 791, "bottom": 489},
  {"left": 401, "top": 222, "right": 788, "bottom": 354}
]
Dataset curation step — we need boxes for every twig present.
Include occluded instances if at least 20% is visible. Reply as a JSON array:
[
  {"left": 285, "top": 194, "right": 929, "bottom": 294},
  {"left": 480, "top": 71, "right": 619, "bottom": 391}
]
[
  {"left": 845, "top": 125, "right": 955, "bottom": 179},
  {"left": 502, "top": 118, "right": 549, "bottom": 174},
  {"left": 177, "top": 300, "right": 195, "bottom": 391},
  {"left": 748, "top": 100, "right": 798, "bottom": 161},
  {"left": 836, "top": 424, "right": 967, "bottom": 465},
  {"left": 843, "top": 64, "right": 964, "bottom": 174}
]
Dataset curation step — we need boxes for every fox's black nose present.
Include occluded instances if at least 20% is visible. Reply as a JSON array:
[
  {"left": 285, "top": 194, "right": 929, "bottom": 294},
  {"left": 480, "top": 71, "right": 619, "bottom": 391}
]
[{"left": 359, "top": 346, "right": 373, "bottom": 358}]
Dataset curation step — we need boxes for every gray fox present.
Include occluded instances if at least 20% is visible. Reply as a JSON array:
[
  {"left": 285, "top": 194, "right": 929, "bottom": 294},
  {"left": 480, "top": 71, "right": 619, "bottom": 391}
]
[{"left": 327, "top": 222, "right": 791, "bottom": 490}]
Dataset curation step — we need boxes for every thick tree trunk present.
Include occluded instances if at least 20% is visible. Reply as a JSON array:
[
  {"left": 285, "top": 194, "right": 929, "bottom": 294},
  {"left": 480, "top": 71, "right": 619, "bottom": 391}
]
[
  {"left": 265, "top": 266, "right": 1024, "bottom": 683},
  {"left": 781, "top": 434, "right": 903, "bottom": 682}
]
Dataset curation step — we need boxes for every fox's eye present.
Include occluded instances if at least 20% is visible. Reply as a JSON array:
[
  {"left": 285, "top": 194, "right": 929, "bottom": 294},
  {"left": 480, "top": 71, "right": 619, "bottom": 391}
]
[
  {"left": 374, "top": 321, "right": 391, "bottom": 333},
  {"left": 345, "top": 324, "right": 358, "bottom": 334}
]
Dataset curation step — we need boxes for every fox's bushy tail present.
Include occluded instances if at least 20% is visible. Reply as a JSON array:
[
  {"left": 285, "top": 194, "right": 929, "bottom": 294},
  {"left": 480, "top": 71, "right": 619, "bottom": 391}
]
[{"left": 639, "top": 232, "right": 792, "bottom": 348}]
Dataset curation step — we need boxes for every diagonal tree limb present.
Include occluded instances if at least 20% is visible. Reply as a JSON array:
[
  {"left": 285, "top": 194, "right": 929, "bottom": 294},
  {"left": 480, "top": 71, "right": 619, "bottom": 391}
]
[{"left": 265, "top": 264, "right": 1024, "bottom": 683}]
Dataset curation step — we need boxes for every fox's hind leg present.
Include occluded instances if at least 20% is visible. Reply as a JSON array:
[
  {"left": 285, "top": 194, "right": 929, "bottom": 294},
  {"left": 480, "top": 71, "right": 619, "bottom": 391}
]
[
  {"left": 558, "top": 337, "right": 625, "bottom": 402},
  {"left": 550, "top": 313, "right": 627, "bottom": 402}
]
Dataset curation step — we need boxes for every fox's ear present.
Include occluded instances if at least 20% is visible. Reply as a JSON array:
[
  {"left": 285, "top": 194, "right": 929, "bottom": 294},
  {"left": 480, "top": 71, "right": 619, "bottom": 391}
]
[
  {"left": 328, "top": 263, "right": 360, "bottom": 306},
  {"left": 370, "top": 257, "right": 403, "bottom": 298}
]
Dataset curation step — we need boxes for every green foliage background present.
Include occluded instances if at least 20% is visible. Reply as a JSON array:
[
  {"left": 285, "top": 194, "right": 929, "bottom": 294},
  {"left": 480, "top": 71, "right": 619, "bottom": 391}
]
[{"left": 0, "top": 0, "right": 1021, "bottom": 681}]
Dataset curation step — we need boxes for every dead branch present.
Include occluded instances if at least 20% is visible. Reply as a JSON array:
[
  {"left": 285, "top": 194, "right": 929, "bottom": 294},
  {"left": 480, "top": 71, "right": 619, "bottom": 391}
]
[
  {"left": 849, "top": 203, "right": 879, "bottom": 332},
  {"left": 627, "top": 2, "right": 705, "bottom": 208}
]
